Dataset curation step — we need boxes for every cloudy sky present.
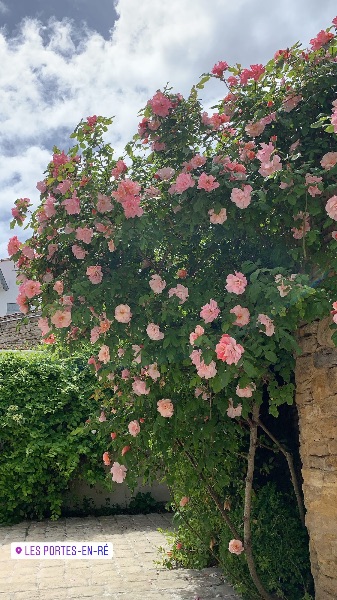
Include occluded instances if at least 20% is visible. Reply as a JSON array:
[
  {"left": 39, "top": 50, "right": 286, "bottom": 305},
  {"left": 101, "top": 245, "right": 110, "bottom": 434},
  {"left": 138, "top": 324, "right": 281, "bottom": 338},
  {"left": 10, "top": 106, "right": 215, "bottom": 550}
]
[{"left": 1, "top": 0, "right": 336, "bottom": 259}]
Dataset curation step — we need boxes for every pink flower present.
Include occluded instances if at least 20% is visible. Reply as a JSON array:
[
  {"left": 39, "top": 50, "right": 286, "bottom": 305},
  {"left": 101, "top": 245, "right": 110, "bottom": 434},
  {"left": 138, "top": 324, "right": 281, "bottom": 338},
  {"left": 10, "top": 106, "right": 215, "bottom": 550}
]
[
  {"left": 128, "top": 420, "right": 140, "bottom": 437},
  {"left": 168, "top": 284, "right": 189, "bottom": 304},
  {"left": 190, "top": 349, "right": 202, "bottom": 367},
  {"left": 226, "top": 272, "right": 247, "bottom": 295},
  {"left": 121, "top": 445, "right": 131, "bottom": 456},
  {"left": 95, "top": 193, "right": 113, "bottom": 213},
  {"left": 236, "top": 383, "right": 256, "bottom": 397},
  {"left": 90, "top": 326, "right": 101, "bottom": 344},
  {"left": 258, "top": 155, "right": 282, "bottom": 177},
  {"left": 110, "top": 462, "right": 127, "bottom": 483},
  {"left": 147, "top": 363, "right": 160, "bottom": 380},
  {"left": 305, "top": 173, "right": 322, "bottom": 197},
  {"left": 111, "top": 160, "right": 127, "bottom": 179},
  {"left": 98, "top": 411, "right": 106, "bottom": 422},
  {"left": 132, "top": 379, "right": 150, "bottom": 396},
  {"left": 121, "top": 369, "right": 130, "bottom": 380},
  {"left": 197, "top": 360, "right": 217, "bottom": 379},
  {"left": 122, "top": 196, "right": 144, "bottom": 219},
  {"left": 321, "top": 152, "right": 337, "bottom": 170},
  {"left": 209, "top": 208, "right": 227, "bottom": 224},
  {"left": 189, "top": 154, "right": 206, "bottom": 169},
  {"left": 326, "top": 196, "right": 337, "bottom": 220},
  {"left": 22, "top": 280, "right": 42, "bottom": 299},
  {"left": 7, "top": 236, "right": 22, "bottom": 256},
  {"left": 103, "top": 452, "right": 110, "bottom": 466},
  {"left": 291, "top": 211, "right": 310, "bottom": 239},
  {"left": 310, "top": 30, "right": 334, "bottom": 50},
  {"left": 227, "top": 399, "right": 242, "bottom": 418},
  {"left": 245, "top": 120, "right": 265, "bottom": 137},
  {"left": 108, "top": 240, "right": 115, "bottom": 252},
  {"left": 197, "top": 173, "right": 220, "bottom": 192},
  {"left": 53, "top": 280, "right": 64, "bottom": 295},
  {"left": 56, "top": 181, "right": 72, "bottom": 196},
  {"left": 51, "top": 310, "right": 72, "bottom": 328},
  {"left": 44, "top": 196, "right": 56, "bottom": 218},
  {"left": 170, "top": 173, "right": 195, "bottom": 195},
  {"left": 179, "top": 496, "right": 189, "bottom": 507},
  {"left": 228, "top": 539, "right": 244, "bottom": 555},
  {"left": 230, "top": 305, "right": 250, "bottom": 326},
  {"left": 157, "top": 399, "right": 174, "bottom": 417},
  {"left": 156, "top": 167, "right": 175, "bottom": 180},
  {"left": 200, "top": 299, "right": 220, "bottom": 323},
  {"left": 86, "top": 265, "right": 103, "bottom": 284},
  {"left": 257, "top": 314, "right": 275, "bottom": 336},
  {"left": 148, "top": 91, "right": 173, "bottom": 117},
  {"left": 62, "top": 192, "right": 80, "bottom": 215},
  {"left": 215, "top": 334, "right": 244, "bottom": 365},
  {"left": 38, "top": 317, "right": 51, "bottom": 336},
  {"left": 189, "top": 325, "right": 205, "bottom": 345},
  {"left": 47, "top": 244, "right": 58, "bottom": 259},
  {"left": 112, "top": 179, "right": 141, "bottom": 203},
  {"left": 211, "top": 61, "right": 228, "bottom": 77},
  {"left": 146, "top": 323, "right": 164, "bottom": 341},
  {"left": 98, "top": 344, "right": 110, "bottom": 364},
  {"left": 72, "top": 245, "right": 87, "bottom": 259},
  {"left": 230, "top": 185, "right": 252, "bottom": 209},
  {"left": 76, "top": 227, "right": 94, "bottom": 244},
  {"left": 149, "top": 274, "right": 166, "bottom": 294},
  {"left": 331, "top": 109, "right": 337, "bottom": 133},
  {"left": 282, "top": 94, "right": 302, "bottom": 112},
  {"left": 36, "top": 181, "right": 47, "bottom": 193},
  {"left": 115, "top": 304, "right": 132, "bottom": 323}
]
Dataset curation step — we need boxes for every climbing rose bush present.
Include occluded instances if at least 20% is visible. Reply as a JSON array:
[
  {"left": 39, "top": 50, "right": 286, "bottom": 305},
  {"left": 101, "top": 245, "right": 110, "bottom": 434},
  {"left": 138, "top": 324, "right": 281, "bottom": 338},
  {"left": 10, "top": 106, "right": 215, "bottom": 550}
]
[{"left": 8, "top": 17, "right": 337, "bottom": 598}]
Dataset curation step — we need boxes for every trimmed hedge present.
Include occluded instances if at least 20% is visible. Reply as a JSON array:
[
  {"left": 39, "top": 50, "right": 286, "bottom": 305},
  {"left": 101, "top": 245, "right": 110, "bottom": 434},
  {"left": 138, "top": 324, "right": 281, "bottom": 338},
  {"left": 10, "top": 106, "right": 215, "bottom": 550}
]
[{"left": 0, "top": 351, "right": 107, "bottom": 523}]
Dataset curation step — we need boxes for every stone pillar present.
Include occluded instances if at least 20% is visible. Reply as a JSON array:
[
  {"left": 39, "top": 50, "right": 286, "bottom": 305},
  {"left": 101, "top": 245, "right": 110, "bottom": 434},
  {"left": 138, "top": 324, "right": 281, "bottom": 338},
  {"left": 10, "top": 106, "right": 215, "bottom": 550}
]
[{"left": 295, "top": 318, "right": 337, "bottom": 599}]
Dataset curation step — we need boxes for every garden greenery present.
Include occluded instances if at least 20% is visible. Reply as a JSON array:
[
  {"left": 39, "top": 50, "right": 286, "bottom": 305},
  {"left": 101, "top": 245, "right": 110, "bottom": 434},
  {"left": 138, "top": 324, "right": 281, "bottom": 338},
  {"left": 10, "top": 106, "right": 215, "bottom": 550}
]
[{"left": 8, "top": 18, "right": 337, "bottom": 599}]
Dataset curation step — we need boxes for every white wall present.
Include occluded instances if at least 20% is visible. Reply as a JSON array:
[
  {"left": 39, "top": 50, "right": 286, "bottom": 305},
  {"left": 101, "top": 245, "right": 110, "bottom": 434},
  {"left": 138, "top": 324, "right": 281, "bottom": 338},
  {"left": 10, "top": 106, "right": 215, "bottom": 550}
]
[{"left": 0, "top": 259, "right": 20, "bottom": 317}]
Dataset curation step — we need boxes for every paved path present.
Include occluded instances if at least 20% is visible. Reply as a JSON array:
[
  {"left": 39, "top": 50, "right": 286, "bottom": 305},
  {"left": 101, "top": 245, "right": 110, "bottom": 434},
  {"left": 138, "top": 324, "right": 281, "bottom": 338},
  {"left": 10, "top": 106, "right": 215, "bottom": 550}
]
[{"left": 0, "top": 513, "right": 241, "bottom": 600}]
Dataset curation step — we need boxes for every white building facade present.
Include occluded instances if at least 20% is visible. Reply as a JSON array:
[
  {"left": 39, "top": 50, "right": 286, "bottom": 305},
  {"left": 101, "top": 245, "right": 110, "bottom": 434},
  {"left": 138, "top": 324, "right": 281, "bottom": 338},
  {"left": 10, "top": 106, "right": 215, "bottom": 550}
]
[{"left": 0, "top": 258, "right": 20, "bottom": 317}]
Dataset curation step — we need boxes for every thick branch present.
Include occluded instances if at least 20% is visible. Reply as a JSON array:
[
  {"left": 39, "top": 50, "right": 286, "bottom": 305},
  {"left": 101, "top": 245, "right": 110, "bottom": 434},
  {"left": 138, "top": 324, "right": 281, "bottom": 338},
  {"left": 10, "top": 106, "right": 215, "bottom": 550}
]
[
  {"left": 257, "top": 418, "right": 305, "bottom": 527},
  {"left": 244, "top": 403, "right": 280, "bottom": 600}
]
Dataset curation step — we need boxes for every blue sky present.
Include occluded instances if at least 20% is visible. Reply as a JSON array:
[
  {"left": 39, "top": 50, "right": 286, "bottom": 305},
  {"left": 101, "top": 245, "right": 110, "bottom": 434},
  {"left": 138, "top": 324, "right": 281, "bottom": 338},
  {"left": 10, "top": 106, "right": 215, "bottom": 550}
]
[{"left": 1, "top": 0, "right": 337, "bottom": 258}]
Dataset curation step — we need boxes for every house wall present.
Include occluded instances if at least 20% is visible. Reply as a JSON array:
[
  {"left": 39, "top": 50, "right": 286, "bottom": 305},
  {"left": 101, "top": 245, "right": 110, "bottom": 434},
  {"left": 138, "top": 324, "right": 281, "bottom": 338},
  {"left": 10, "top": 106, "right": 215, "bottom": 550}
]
[
  {"left": 0, "top": 312, "right": 41, "bottom": 350},
  {"left": 0, "top": 259, "right": 19, "bottom": 317},
  {"left": 295, "top": 317, "right": 337, "bottom": 600}
]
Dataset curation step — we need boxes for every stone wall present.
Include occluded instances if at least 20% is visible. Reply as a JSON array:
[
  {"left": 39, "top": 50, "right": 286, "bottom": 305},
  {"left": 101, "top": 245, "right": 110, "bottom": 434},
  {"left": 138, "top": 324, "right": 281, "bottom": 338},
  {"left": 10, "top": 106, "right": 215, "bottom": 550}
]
[
  {"left": 0, "top": 313, "right": 41, "bottom": 350},
  {"left": 295, "top": 317, "right": 337, "bottom": 600}
]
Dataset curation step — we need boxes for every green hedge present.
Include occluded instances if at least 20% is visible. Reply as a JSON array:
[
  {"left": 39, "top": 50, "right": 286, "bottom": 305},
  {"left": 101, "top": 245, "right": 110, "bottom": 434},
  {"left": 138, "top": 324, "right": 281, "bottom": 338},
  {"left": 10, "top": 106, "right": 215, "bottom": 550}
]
[{"left": 0, "top": 351, "right": 107, "bottom": 523}]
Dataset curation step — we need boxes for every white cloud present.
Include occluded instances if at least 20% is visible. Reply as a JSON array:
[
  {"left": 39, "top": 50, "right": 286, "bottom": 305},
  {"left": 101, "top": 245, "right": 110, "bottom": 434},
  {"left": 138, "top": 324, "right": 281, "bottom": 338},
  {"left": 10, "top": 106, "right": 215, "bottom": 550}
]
[
  {"left": 0, "top": 1, "right": 8, "bottom": 15},
  {"left": 1, "top": 0, "right": 337, "bottom": 258}
]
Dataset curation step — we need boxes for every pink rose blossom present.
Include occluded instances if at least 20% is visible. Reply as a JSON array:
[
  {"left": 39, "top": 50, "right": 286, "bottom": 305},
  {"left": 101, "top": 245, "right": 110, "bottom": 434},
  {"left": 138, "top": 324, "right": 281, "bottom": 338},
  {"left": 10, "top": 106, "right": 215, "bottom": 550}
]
[
  {"left": 132, "top": 379, "right": 150, "bottom": 396},
  {"left": 197, "top": 360, "right": 217, "bottom": 379},
  {"left": 157, "top": 399, "right": 174, "bottom": 417},
  {"left": 56, "top": 180, "right": 72, "bottom": 195},
  {"left": 98, "top": 411, "right": 106, "bottom": 422},
  {"left": 47, "top": 244, "right": 58, "bottom": 259},
  {"left": 103, "top": 452, "right": 110, "bottom": 466},
  {"left": 38, "top": 317, "right": 51, "bottom": 336},
  {"left": 230, "top": 305, "right": 250, "bottom": 326},
  {"left": 170, "top": 173, "right": 195, "bottom": 195},
  {"left": 147, "top": 363, "right": 160, "bottom": 380},
  {"left": 76, "top": 227, "right": 94, "bottom": 244},
  {"left": 62, "top": 192, "right": 80, "bottom": 215},
  {"left": 22, "top": 280, "right": 42, "bottom": 299},
  {"left": 115, "top": 304, "right": 132, "bottom": 323},
  {"left": 189, "top": 154, "right": 206, "bottom": 169},
  {"left": 98, "top": 344, "right": 110, "bottom": 364},
  {"left": 179, "top": 496, "right": 189, "bottom": 507},
  {"left": 197, "top": 173, "right": 219, "bottom": 192},
  {"left": 231, "top": 185, "right": 253, "bottom": 209},
  {"left": 245, "top": 120, "right": 265, "bottom": 137},
  {"left": 190, "top": 349, "right": 202, "bottom": 367},
  {"left": 44, "top": 196, "right": 56, "bottom": 218},
  {"left": 86, "top": 265, "right": 103, "bottom": 284},
  {"left": 72, "top": 244, "right": 87, "bottom": 259},
  {"left": 96, "top": 193, "right": 113, "bottom": 213},
  {"left": 121, "top": 369, "right": 130, "bottom": 380},
  {"left": 321, "top": 152, "right": 337, "bottom": 170},
  {"left": 228, "top": 539, "right": 244, "bottom": 555},
  {"left": 156, "top": 167, "right": 175, "bottom": 180},
  {"left": 209, "top": 208, "right": 227, "bottom": 224},
  {"left": 148, "top": 91, "right": 173, "bottom": 117},
  {"left": 310, "top": 29, "right": 334, "bottom": 50},
  {"left": 7, "top": 236, "right": 22, "bottom": 256},
  {"left": 146, "top": 323, "right": 164, "bottom": 341},
  {"left": 149, "top": 274, "right": 166, "bottom": 294},
  {"left": 110, "top": 462, "right": 127, "bottom": 483},
  {"left": 111, "top": 160, "right": 127, "bottom": 179},
  {"left": 200, "top": 299, "right": 220, "bottom": 323},
  {"left": 236, "top": 383, "right": 256, "bottom": 397},
  {"left": 53, "top": 280, "right": 64, "bottom": 295},
  {"left": 121, "top": 445, "right": 131, "bottom": 456},
  {"left": 122, "top": 196, "right": 144, "bottom": 219},
  {"left": 90, "top": 326, "right": 101, "bottom": 344},
  {"left": 112, "top": 179, "right": 141, "bottom": 203},
  {"left": 326, "top": 196, "right": 337, "bottom": 220},
  {"left": 226, "top": 272, "right": 247, "bottom": 295},
  {"left": 168, "top": 284, "right": 189, "bottom": 304},
  {"left": 212, "top": 61, "right": 228, "bottom": 77},
  {"left": 36, "top": 181, "right": 47, "bottom": 193},
  {"left": 227, "top": 399, "right": 243, "bottom": 418},
  {"left": 51, "top": 310, "right": 72, "bottom": 328},
  {"left": 215, "top": 334, "right": 244, "bottom": 365},
  {"left": 189, "top": 325, "right": 205, "bottom": 345},
  {"left": 128, "top": 420, "right": 140, "bottom": 437},
  {"left": 257, "top": 314, "right": 275, "bottom": 336}
]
